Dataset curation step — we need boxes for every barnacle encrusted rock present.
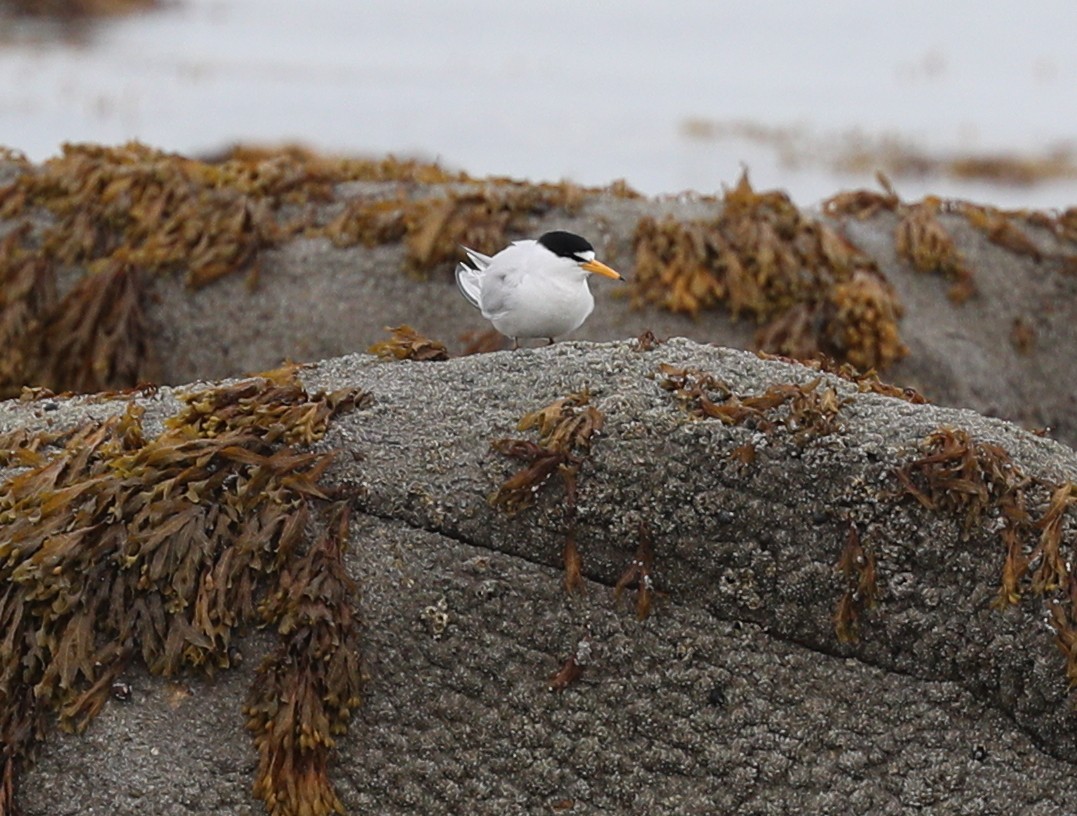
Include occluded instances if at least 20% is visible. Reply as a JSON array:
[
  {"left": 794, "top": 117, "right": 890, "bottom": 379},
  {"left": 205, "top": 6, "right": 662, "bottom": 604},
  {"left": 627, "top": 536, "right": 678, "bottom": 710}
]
[{"left": 11, "top": 338, "right": 1077, "bottom": 815}]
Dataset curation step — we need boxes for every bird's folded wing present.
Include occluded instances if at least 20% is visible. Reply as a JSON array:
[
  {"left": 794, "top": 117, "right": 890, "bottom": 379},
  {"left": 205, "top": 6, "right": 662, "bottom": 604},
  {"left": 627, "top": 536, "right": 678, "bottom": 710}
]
[{"left": 455, "top": 263, "right": 483, "bottom": 310}]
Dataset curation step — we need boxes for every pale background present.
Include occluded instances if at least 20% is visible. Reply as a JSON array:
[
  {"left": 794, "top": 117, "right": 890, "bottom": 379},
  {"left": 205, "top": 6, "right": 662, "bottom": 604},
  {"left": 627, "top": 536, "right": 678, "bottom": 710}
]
[{"left": 2, "top": 0, "right": 1075, "bottom": 207}]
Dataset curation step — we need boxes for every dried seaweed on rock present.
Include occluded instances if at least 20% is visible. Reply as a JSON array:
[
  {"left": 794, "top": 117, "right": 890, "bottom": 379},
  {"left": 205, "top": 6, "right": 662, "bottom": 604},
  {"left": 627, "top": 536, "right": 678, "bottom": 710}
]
[
  {"left": 0, "top": 225, "right": 57, "bottom": 398},
  {"left": 894, "top": 428, "right": 1077, "bottom": 693},
  {"left": 833, "top": 523, "right": 879, "bottom": 644},
  {"left": 958, "top": 203, "right": 1044, "bottom": 262},
  {"left": 490, "top": 392, "right": 603, "bottom": 515},
  {"left": 30, "top": 259, "right": 159, "bottom": 395},
  {"left": 658, "top": 364, "right": 847, "bottom": 441},
  {"left": 821, "top": 173, "right": 901, "bottom": 220},
  {"left": 614, "top": 522, "right": 658, "bottom": 620},
  {"left": 246, "top": 502, "right": 362, "bottom": 816},
  {"left": 894, "top": 197, "right": 976, "bottom": 303},
  {"left": 754, "top": 269, "right": 906, "bottom": 373},
  {"left": 459, "top": 329, "right": 508, "bottom": 356},
  {"left": 757, "top": 351, "right": 927, "bottom": 404},
  {"left": 323, "top": 180, "right": 607, "bottom": 276},
  {"left": 826, "top": 178, "right": 1077, "bottom": 303},
  {"left": 0, "top": 143, "right": 287, "bottom": 289},
  {"left": 632, "top": 171, "right": 905, "bottom": 371},
  {"left": 490, "top": 392, "right": 604, "bottom": 591},
  {"left": 895, "top": 427, "right": 1027, "bottom": 535},
  {"left": 0, "top": 143, "right": 633, "bottom": 395},
  {"left": 4, "top": 0, "right": 158, "bottom": 18},
  {"left": 548, "top": 638, "right": 591, "bottom": 693},
  {"left": 0, "top": 365, "right": 365, "bottom": 816},
  {"left": 368, "top": 325, "right": 450, "bottom": 362}
]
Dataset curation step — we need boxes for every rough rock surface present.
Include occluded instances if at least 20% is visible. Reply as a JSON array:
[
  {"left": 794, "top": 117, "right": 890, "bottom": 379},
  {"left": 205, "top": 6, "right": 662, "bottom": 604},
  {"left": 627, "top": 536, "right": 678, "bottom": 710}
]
[{"left": 12, "top": 339, "right": 1077, "bottom": 815}]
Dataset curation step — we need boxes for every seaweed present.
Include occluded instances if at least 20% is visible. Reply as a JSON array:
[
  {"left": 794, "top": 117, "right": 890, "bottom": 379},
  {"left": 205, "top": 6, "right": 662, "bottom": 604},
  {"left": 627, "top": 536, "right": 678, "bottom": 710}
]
[
  {"left": 459, "top": 329, "right": 508, "bottom": 356},
  {"left": 757, "top": 350, "right": 927, "bottom": 404},
  {"left": 958, "top": 203, "right": 1044, "bottom": 262},
  {"left": 3, "top": 0, "right": 158, "bottom": 17},
  {"left": 825, "top": 178, "right": 1077, "bottom": 302},
  {"left": 614, "top": 522, "right": 657, "bottom": 620},
  {"left": 489, "top": 392, "right": 604, "bottom": 591},
  {"left": 894, "top": 428, "right": 1077, "bottom": 692},
  {"left": 821, "top": 173, "right": 901, "bottom": 220},
  {"left": 1011, "top": 318, "right": 1036, "bottom": 355},
  {"left": 368, "top": 325, "right": 450, "bottom": 362},
  {"left": 0, "top": 365, "right": 365, "bottom": 816},
  {"left": 246, "top": 503, "right": 362, "bottom": 816},
  {"left": 893, "top": 197, "right": 976, "bottom": 303},
  {"left": 0, "top": 225, "right": 56, "bottom": 398},
  {"left": 833, "top": 523, "right": 878, "bottom": 644},
  {"left": 658, "top": 364, "right": 847, "bottom": 441},
  {"left": 895, "top": 427, "right": 1026, "bottom": 535},
  {"left": 632, "top": 171, "right": 906, "bottom": 371},
  {"left": 633, "top": 329, "right": 664, "bottom": 352},
  {"left": 323, "top": 180, "right": 608, "bottom": 275},
  {"left": 548, "top": 638, "right": 591, "bottom": 693}
]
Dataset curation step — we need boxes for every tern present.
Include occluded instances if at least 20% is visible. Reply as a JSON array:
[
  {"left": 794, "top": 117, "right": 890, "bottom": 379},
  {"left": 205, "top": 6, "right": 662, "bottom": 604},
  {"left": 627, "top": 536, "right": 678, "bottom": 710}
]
[{"left": 455, "top": 230, "right": 623, "bottom": 349}]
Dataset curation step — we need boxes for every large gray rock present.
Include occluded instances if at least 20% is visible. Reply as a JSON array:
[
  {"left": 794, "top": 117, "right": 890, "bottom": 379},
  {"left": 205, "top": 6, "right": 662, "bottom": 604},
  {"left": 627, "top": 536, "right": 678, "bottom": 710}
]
[{"left": 12, "top": 339, "right": 1077, "bottom": 815}]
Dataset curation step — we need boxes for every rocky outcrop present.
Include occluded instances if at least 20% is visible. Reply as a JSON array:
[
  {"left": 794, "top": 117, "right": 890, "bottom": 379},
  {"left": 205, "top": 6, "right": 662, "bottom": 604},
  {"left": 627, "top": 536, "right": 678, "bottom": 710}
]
[{"left": 9, "top": 339, "right": 1077, "bottom": 815}]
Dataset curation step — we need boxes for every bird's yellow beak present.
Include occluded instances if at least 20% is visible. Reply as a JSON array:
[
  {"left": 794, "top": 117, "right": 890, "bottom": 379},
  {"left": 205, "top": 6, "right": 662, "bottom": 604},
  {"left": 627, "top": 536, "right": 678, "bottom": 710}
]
[{"left": 581, "top": 258, "right": 623, "bottom": 280}]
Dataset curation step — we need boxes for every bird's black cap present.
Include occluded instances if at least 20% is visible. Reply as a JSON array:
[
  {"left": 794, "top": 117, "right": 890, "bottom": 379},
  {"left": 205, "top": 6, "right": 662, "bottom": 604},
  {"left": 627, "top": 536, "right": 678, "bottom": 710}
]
[{"left": 538, "top": 230, "right": 594, "bottom": 260}]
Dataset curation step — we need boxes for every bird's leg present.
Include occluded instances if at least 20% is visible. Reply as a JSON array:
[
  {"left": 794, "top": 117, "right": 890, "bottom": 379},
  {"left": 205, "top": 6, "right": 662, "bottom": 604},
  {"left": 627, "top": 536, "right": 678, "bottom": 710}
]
[
  {"left": 546, "top": 337, "right": 555, "bottom": 345},
  {"left": 512, "top": 338, "right": 520, "bottom": 351}
]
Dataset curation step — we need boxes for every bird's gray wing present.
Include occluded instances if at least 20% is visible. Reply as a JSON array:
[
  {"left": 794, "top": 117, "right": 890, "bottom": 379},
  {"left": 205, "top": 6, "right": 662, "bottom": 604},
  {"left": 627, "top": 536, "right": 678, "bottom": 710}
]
[
  {"left": 475, "top": 268, "right": 519, "bottom": 321},
  {"left": 455, "top": 262, "right": 483, "bottom": 310}
]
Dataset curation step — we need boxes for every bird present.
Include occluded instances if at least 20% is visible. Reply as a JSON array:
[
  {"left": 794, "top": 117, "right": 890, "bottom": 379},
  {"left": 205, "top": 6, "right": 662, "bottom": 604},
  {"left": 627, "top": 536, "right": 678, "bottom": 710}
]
[{"left": 455, "top": 230, "right": 623, "bottom": 349}]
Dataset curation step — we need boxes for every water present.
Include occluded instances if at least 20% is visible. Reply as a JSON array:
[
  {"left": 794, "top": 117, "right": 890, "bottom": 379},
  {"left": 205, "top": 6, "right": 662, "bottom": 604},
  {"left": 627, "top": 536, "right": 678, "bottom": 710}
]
[{"left": 2, "top": 0, "right": 1075, "bottom": 207}]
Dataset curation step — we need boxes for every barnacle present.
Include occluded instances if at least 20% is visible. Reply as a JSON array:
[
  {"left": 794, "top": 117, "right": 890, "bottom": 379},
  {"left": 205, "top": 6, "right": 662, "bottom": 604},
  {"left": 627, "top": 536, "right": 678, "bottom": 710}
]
[{"left": 0, "top": 365, "right": 365, "bottom": 816}]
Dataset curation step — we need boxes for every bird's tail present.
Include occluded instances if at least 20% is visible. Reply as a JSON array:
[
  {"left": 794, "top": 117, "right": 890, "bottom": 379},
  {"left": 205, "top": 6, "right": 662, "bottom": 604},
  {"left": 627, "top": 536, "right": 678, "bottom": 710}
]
[{"left": 463, "top": 247, "right": 493, "bottom": 269}]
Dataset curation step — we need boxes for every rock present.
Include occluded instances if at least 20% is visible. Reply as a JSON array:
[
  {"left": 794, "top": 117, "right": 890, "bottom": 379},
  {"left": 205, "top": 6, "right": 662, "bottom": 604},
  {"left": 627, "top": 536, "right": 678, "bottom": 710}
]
[{"left": 11, "top": 339, "right": 1077, "bottom": 815}]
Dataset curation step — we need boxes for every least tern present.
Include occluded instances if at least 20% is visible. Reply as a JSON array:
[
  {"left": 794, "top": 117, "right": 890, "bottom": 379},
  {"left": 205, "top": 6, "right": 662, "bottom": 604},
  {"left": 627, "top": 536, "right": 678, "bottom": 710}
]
[{"left": 455, "top": 230, "right": 623, "bottom": 348}]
